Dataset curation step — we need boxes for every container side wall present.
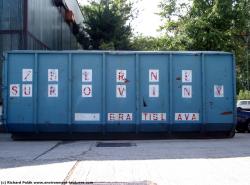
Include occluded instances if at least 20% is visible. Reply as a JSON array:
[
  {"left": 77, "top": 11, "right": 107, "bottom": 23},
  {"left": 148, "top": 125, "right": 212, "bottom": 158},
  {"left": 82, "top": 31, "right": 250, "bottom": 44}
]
[
  {"left": 4, "top": 51, "right": 235, "bottom": 135},
  {"left": 139, "top": 54, "right": 170, "bottom": 132},
  {"left": 6, "top": 53, "right": 35, "bottom": 132},
  {"left": 172, "top": 54, "right": 202, "bottom": 132},
  {"left": 106, "top": 54, "right": 136, "bottom": 132},
  {"left": 204, "top": 54, "right": 234, "bottom": 131},
  {"left": 37, "top": 53, "right": 69, "bottom": 132},
  {"left": 71, "top": 53, "right": 103, "bottom": 132}
]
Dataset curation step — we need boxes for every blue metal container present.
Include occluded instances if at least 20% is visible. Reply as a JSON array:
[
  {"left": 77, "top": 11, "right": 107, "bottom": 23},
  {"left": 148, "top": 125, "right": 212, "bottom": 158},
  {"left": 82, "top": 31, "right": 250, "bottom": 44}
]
[{"left": 2, "top": 51, "right": 236, "bottom": 136}]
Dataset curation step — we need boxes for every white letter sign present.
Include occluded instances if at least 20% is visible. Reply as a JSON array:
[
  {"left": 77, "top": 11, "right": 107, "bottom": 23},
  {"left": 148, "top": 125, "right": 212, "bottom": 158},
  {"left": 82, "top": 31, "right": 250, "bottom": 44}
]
[
  {"left": 149, "top": 85, "right": 159, "bottom": 97},
  {"left": 22, "top": 84, "right": 32, "bottom": 97},
  {"left": 82, "top": 85, "right": 92, "bottom": 97},
  {"left": 116, "top": 85, "right": 126, "bottom": 98},
  {"left": 214, "top": 85, "right": 224, "bottom": 97},
  {"left": 22, "top": 69, "right": 33, "bottom": 82},
  {"left": 182, "top": 85, "right": 192, "bottom": 98},
  {"left": 48, "top": 69, "right": 58, "bottom": 82},
  {"left": 82, "top": 69, "right": 92, "bottom": 82},
  {"left": 116, "top": 70, "right": 127, "bottom": 83},
  {"left": 149, "top": 69, "right": 159, "bottom": 82},
  {"left": 75, "top": 113, "right": 100, "bottom": 121},
  {"left": 108, "top": 113, "right": 133, "bottom": 121},
  {"left": 182, "top": 70, "right": 192, "bottom": 83},
  {"left": 142, "top": 113, "right": 166, "bottom": 121},
  {"left": 175, "top": 113, "right": 199, "bottom": 121},
  {"left": 10, "top": 84, "right": 20, "bottom": 97},
  {"left": 48, "top": 84, "right": 58, "bottom": 97}
]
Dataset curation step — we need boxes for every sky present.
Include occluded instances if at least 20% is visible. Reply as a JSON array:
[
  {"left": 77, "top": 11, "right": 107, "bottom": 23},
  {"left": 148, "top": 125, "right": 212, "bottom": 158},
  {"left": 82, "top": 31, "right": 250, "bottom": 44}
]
[{"left": 77, "top": 0, "right": 163, "bottom": 37}]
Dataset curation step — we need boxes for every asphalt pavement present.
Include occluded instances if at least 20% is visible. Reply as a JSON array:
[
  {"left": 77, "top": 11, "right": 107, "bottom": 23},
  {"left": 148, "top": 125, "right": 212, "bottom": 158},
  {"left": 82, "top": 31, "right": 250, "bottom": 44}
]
[{"left": 0, "top": 133, "right": 250, "bottom": 185}]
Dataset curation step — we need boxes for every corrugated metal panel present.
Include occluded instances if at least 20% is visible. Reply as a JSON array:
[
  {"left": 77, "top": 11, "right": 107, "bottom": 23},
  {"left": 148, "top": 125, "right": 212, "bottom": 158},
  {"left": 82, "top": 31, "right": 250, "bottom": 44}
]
[
  {"left": 3, "top": 51, "right": 236, "bottom": 136},
  {"left": 0, "top": 33, "right": 21, "bottom": 52},
  {"left": 0, "top": 0, "right": 81, "bottom": 52},
  {"left": 27, "top": 0, "right": 79, "bottom": 50},
  {"left": 0, "top": 0, "right": 23, "bottom": 30},
  {"left": 0, "top": 0, "right": 23, "bottom": 58}
]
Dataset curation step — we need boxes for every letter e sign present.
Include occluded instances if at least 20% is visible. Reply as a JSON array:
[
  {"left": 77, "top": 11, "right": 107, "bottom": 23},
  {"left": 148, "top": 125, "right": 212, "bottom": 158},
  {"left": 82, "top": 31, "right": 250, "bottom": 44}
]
[
  {"left": 48, "top": 69, "right": 58, "bottom": 82},
  {"left": 182, "top": 70, "right": 192, "bottom": 83}
]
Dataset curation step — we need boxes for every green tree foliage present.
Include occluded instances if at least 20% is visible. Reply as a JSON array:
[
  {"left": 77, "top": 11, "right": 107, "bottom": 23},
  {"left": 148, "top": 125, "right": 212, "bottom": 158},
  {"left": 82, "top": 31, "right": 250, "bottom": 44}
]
[
  {"left": 79, "top": 0, "right": 136, "bottom": 50},
  {"left": 238, "top": 90, "right": 250, "bottom": 100},
  {"left": 158, "top": 0, "right": 250, "bottom": 92},
  {"left": 132, "top": 35, "right": 186, "bottom": 50}
]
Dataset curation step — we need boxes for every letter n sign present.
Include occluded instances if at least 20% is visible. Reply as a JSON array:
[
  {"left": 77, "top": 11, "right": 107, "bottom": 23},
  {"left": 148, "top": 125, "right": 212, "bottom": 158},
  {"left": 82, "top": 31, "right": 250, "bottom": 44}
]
[
  {"left": 182, "top": 85, "right": 192, "bottom": 98},
  {"left": 149, "top": 70, "right": 159, "bottom": 82}
]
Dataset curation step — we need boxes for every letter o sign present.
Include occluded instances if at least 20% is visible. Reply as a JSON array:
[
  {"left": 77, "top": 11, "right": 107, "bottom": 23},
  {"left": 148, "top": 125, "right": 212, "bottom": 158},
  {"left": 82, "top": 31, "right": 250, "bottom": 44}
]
[{"left": 82, "top": 85, "right": 92, "bottom": 97}]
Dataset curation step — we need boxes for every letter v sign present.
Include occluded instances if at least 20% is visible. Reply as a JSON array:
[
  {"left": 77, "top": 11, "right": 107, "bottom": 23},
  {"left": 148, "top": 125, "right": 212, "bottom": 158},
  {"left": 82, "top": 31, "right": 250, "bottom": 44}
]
[{"left": 116, "top": 85, "right": 126, "bottom": 98}]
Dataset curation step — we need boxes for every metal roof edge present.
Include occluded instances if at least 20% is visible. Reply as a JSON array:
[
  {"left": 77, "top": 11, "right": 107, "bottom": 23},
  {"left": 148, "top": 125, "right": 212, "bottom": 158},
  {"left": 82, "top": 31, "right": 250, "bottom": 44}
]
[{"left": 6, "top": 50, "right": 233, "bottom": 55}]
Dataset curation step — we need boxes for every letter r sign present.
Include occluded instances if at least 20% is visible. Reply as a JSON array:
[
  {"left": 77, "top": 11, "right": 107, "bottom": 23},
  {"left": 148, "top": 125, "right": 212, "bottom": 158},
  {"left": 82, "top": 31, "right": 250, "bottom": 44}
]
[{"left": 116, "top": 70, "right": 126, "bottom": 83}]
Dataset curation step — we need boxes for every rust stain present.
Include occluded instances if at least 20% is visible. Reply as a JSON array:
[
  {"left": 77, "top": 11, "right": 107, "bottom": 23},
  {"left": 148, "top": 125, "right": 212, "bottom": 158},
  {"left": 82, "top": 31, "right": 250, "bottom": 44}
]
[
  {"left": 176, "top": 77, "right": 181, "bottom": 80},
  {"left": 221, "top": 111, "right": 233, "bottom": 115}
]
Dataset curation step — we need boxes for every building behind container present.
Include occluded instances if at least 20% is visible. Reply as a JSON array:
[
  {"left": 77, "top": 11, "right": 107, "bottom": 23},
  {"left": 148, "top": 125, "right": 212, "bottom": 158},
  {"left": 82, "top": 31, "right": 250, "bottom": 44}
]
[
  {"left": 0, "top": 0, "right": 83, "bottom": 51},
  {"left": 0, "top": 0, "right": 84, "bottom": 102}
]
